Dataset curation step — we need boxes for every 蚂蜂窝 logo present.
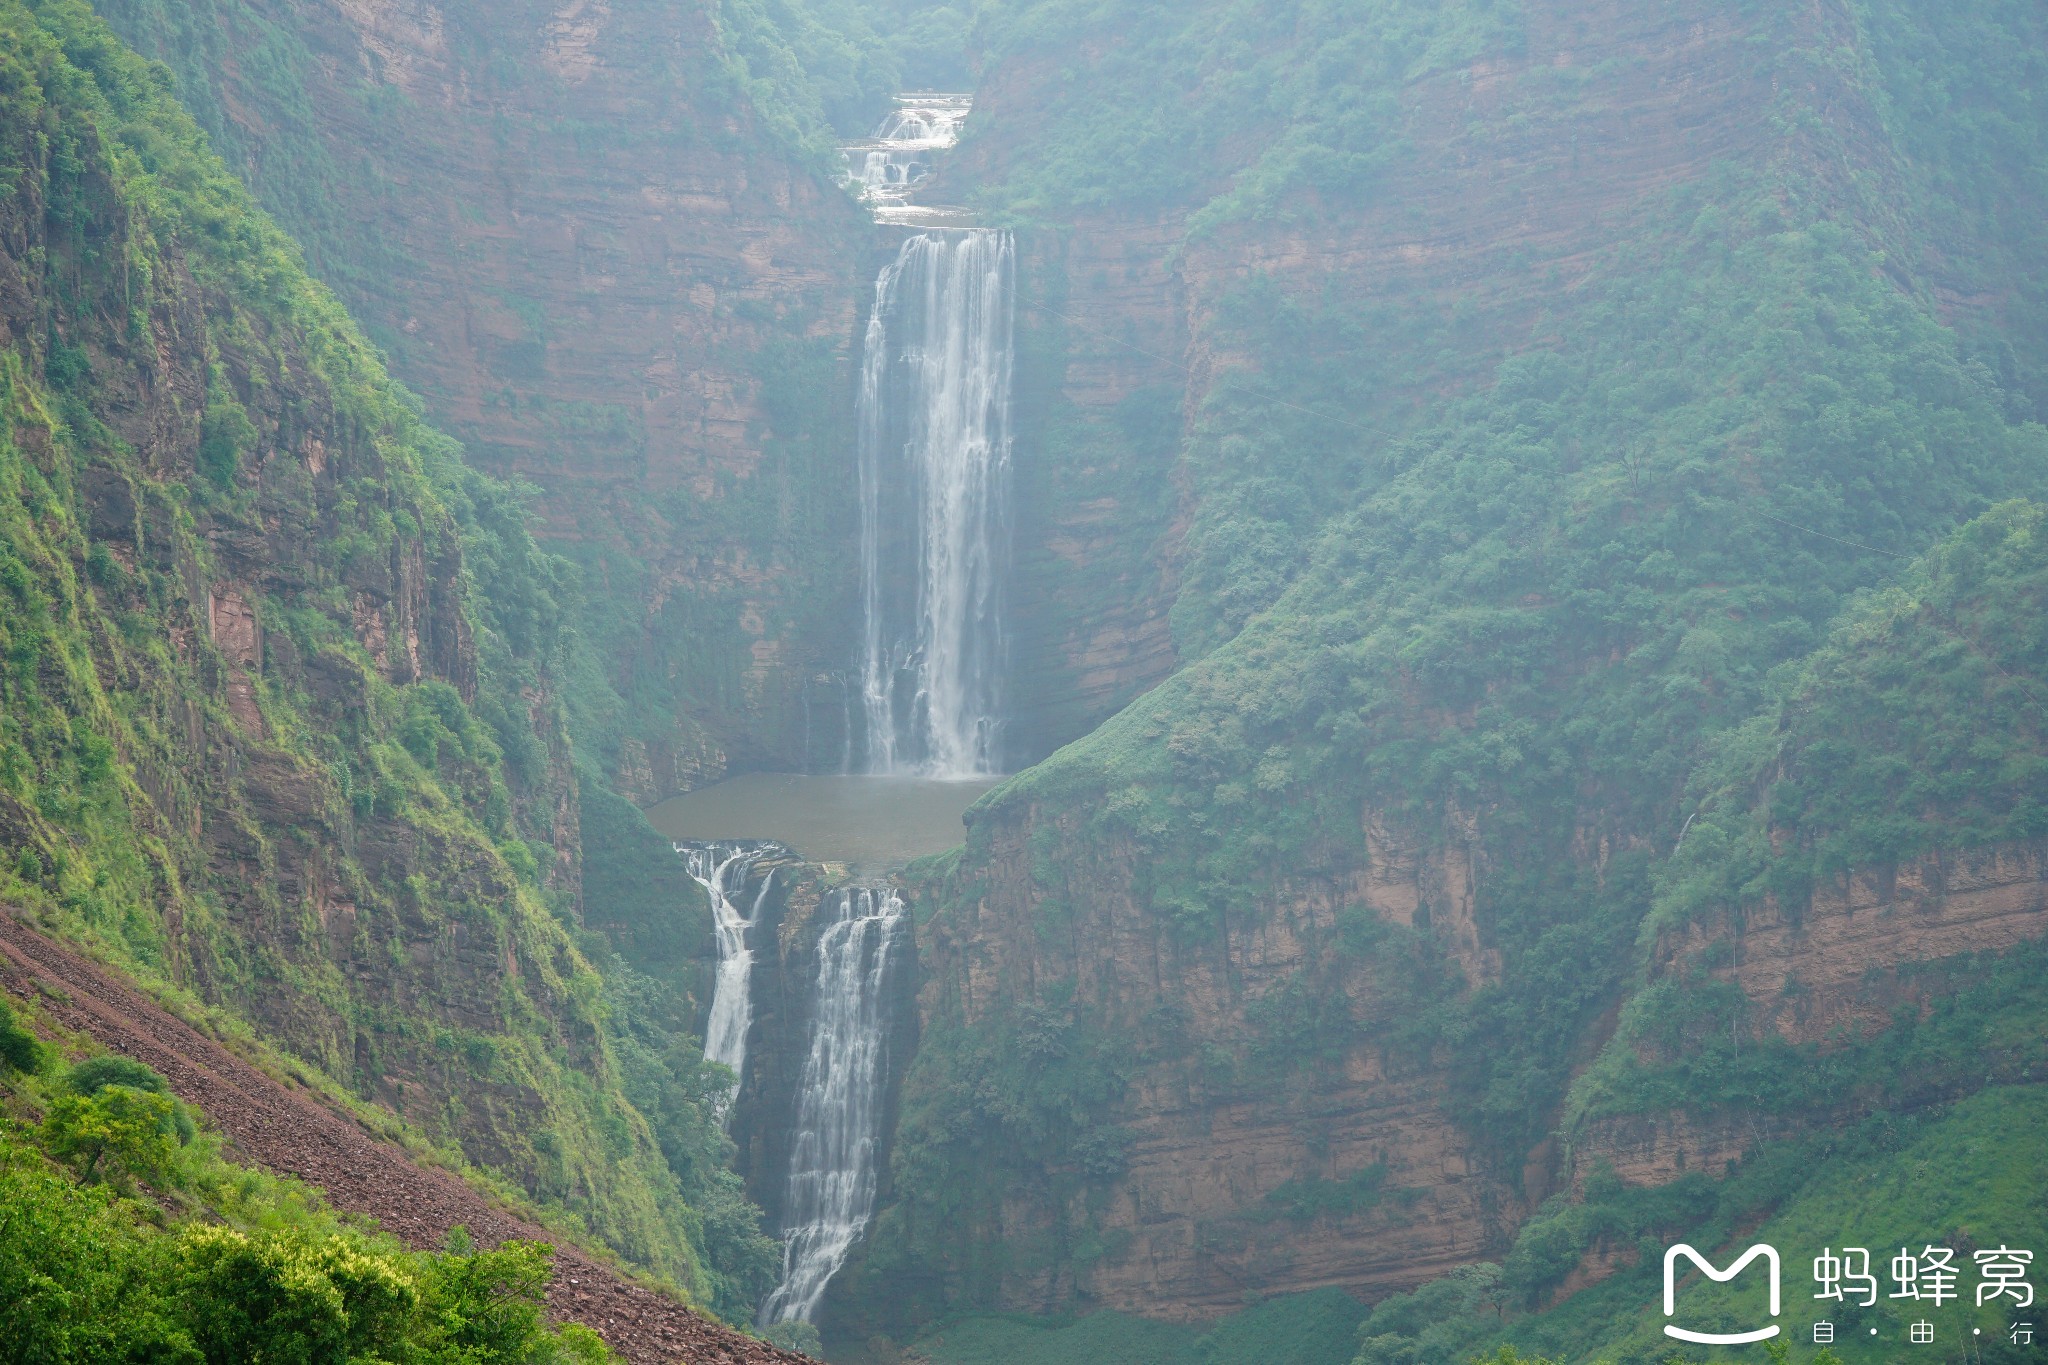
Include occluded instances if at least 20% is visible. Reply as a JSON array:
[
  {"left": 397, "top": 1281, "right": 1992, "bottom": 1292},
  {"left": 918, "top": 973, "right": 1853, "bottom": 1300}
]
[{"left": 1664, "top": 1243, "right": 1781, "bottom": 1344}]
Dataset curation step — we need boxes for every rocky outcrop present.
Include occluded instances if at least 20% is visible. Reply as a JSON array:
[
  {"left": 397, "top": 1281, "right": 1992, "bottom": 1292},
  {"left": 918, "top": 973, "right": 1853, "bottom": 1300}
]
[
  {"left": 888, "top": 805, "right": 1512, "bottom": 1321},
  {"left": 1574, "top": 842, "right": 2048, "bottom": 1187}
]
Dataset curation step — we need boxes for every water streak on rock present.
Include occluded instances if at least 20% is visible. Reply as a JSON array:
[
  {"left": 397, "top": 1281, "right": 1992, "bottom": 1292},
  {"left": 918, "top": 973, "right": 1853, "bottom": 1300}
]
[{"left": 678, "top": 842, "right": 780, "bottom": 1101}]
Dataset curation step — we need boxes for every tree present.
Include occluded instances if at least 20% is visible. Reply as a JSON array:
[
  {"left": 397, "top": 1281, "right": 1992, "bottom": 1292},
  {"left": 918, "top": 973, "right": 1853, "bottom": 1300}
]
[{"left": 39, "top": 1086, "right": 180, "bottom": 1189}]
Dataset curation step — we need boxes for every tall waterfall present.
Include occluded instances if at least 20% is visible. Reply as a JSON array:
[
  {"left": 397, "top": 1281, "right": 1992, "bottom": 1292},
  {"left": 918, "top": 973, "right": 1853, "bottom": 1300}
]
[
  {"left": 856, "top": 229, "right": 1017, "bottom": 778},
  {"left": 680, "top": 843, "right": 780, "bottom": 1097},
  {"left": 758, "top": 887, "right": 908, "bottom": 1326}
]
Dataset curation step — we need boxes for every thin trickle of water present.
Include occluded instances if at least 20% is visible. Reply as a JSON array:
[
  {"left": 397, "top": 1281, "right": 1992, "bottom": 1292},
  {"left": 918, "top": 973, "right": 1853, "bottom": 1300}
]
[
  {"left": 679, "top": 843, "right": 780, "bottom": 1099},
  {"left": 757, "top": 887, "right": 907, "bottom": 1327},
  {"left": 856, "top": 229, "right": 1016, "bottom": 779}
]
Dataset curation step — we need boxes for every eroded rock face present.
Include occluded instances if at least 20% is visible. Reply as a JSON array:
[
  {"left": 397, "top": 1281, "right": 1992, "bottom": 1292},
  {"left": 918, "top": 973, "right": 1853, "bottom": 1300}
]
[
  {"left": 1574, "top": 843, "right": 2048, "bottom": 1189},
  {"left": 0, "top": 39, "right": 621, "bottom": 1241},
  {"left": 888, "top": 804, "right": 1514, "bottom": 1322},
  {"left": 101, "top": 0, "right": 874, "bottom": 793},
  {"left": 1003, "top": 214, "right": 1189, "bottom": 761}
]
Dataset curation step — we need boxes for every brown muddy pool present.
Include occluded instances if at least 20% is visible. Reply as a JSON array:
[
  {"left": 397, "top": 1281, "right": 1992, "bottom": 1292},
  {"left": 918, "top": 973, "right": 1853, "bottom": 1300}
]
[{"left": 642, "top": 773, "right": 1001, "bottom": 871}]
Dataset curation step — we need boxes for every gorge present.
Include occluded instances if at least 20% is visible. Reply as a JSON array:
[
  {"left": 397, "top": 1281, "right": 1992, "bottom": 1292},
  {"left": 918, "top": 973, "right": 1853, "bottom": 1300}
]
[
  {"left": 2, "top": 2, "right": 2046, "bottom": 1364},
  {"left": 692, "top": 91, "right": 1018, "bottom": 1330}
]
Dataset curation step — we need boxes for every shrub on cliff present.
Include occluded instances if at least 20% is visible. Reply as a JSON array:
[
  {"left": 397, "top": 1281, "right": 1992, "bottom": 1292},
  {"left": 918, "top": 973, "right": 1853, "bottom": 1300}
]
[{"left": 40, "top": 1086, "right": 183, "bottom": 1190}]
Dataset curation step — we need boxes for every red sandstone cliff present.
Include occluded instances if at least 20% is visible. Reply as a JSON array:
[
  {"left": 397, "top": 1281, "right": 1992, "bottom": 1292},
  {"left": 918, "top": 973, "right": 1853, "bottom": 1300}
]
[{"left": 106, "top": 0, "right": 875, "bottom": 793}]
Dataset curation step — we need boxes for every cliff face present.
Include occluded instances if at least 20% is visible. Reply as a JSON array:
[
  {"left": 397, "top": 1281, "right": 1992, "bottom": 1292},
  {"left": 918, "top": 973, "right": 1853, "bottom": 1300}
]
[
  {"left": 1002, "top": 215, "right": 1189, "bottom": 762},
  {"left": 1573, "top": 844, "right": 2048, "bottom": 1189},
  {"left": 99, "top": 0, "right": 874, "bottom": 794},
  {"left": 842, "top": 0, "right": 2048, "bottom": 1334},
  {"left": 900, "top": 810, "right": 1507, "bottom": 1320}
]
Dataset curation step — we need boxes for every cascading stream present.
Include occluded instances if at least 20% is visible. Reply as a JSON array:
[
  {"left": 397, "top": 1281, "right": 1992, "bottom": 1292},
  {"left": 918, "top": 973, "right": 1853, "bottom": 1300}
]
[
  {"left": 840, "top": 94, "right": 971, "bottom": 216},
  {"left": 856, "top": 228, "right": 1017, "bottom": 778},
  {"left": 707, "top": 93, "right": 997, "bottom": 1334},
  {"left": 758, "top": 887, "right": 908, "bottom": 1327},
  {"left": 679, "top": 843, "right": 780, "bottom": 1101}
]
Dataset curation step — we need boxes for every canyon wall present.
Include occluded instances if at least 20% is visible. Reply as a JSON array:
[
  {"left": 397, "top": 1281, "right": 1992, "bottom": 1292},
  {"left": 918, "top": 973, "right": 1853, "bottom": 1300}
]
[
  {"left": 838, "top": 0, "right": 2048, "bottom": 1338},
  {"left": 0, "top": 2, "right": 763, "bottom": 1306},
  {"left": 1574, "top": 841, "right": 2048, "bottom": 1190},
  {"left": 100, "top": 0, "right": 875, "bottom": 794}
]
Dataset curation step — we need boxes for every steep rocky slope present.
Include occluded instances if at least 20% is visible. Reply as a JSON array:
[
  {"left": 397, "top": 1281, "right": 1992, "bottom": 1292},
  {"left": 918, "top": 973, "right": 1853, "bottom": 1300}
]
[
  {"left": 831, "top": 0, "right": 2048, "bottom": 1340},
  {"left": 0, "top": 910, "right": 807, "bottom": 1365}
]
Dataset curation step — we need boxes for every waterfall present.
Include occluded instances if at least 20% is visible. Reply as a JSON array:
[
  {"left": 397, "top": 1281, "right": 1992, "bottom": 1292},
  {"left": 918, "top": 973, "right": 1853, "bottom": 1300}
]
[
  {"left": 856, "top": 229, "right": 1016, "bottom": 778},
  {"left": 679, "top": 843, "right": 780, "bottom": 1098},
  {"left": 758, "top": 887, "right": 908, "bottom": 1327},
  {"left": 841, "top": 95, "right": 970, "bottom": 211}
]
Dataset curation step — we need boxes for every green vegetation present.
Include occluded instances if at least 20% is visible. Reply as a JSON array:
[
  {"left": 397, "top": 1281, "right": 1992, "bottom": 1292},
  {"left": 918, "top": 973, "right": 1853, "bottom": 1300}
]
[
  {"left": 905, "top": 1287, "right": 1367, "bottom": 1365},
  {"left": 842, "top": 989, "right": 1135, "bottom": 1320},
  {"left": 0, "top": 1017, "right": 616, "bottom": 1364},
  {"left": 1646, "top": 501, "right": 2048, "bottom": 940},
  {"left": 0, "top": 1000, "right": 45, "bottom": 1073},
  {"left": 961, "top": 0, "right": 1524, "bottom": 224},
  {"left": 717, "top": 0, "right": 898, "bottom": 150},
  {"left": 0, "top": 0, "right": 769, "bottom": 1319}
]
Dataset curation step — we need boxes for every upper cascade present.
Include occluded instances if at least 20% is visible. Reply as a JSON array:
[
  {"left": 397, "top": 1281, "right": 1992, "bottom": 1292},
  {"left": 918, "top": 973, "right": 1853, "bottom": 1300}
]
[{"left": 841, "top": 92, "right": 976, "bottom": 228}]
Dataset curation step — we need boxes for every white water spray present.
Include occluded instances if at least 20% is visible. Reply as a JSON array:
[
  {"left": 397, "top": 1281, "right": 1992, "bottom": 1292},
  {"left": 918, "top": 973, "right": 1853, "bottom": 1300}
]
[
  {"left": 679, "top": 843, "right": 780, "bottom": 1099},
  {"left": 856, "top": 229, "right": 1016, "bottom": 778},
  {"left": 757, "top": 887, "right": 908, "bottom": 1326}
]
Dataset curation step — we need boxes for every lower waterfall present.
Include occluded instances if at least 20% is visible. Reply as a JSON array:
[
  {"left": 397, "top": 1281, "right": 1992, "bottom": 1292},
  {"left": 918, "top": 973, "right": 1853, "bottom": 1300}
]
[
  {"left": 680, "top": 843, "right": 780, "bottom": 1096},
  {"left": 758, "top": 887, "right": 909, "bottom": 1327}
]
